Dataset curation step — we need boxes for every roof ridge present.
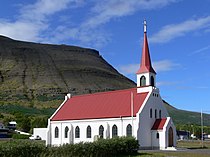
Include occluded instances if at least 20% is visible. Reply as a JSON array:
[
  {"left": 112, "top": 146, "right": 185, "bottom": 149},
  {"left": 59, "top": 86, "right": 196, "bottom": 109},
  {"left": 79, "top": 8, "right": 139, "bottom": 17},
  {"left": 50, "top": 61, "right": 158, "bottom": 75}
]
[{"left": 71, "top": 87, "right": 137, "bottom": 98}]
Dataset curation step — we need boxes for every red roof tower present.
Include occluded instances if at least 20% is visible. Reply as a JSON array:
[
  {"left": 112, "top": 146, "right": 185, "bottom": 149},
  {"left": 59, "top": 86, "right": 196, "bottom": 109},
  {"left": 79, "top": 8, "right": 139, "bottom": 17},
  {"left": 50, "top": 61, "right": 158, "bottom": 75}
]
[{"left": 137, "top": 20, "right": 156, "bottom": 74}]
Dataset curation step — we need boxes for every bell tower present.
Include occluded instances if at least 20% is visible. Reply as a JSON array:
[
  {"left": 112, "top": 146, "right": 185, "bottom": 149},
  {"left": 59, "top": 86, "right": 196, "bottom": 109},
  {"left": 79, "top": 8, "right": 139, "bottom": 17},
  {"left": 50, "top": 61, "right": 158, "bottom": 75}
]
[{"left": 136, "top": 20, "right": 156, "bottom": 89}]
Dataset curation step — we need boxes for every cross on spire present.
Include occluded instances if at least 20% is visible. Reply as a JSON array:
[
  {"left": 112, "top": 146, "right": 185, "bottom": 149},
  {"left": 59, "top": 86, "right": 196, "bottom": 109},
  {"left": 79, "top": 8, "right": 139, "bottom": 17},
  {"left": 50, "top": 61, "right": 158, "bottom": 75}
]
[{"left": 144, "top": 20, "right": 147, "bottom": 33}]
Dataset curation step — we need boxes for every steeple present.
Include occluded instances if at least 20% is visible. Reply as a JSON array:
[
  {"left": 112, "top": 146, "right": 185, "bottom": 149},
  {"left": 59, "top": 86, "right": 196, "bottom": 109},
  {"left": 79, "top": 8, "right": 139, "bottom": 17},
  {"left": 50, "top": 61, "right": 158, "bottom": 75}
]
[
  {"left": 136, "top": 20, "right": 156, "bottom": 74},
  {"left": 136, "top": 20, "right": 156, "bottom": 88}
]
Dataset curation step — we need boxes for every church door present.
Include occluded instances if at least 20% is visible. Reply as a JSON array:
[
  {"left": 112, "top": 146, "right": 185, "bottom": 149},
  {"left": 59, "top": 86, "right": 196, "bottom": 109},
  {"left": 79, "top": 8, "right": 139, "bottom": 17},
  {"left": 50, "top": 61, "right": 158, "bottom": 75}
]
[{"left": 168, "top": 127, "right": 173, "bottom": 147}]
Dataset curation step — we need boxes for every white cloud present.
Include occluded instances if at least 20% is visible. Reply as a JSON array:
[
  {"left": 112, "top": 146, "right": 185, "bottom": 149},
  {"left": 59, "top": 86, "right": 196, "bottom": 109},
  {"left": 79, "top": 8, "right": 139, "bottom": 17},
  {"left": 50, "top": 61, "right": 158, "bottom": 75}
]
[
  {"left": 153, "top": 60, "right": 180, "bottom": 72},
  {"left": 53, "top": 0, "right": 178, "bottom": 47},
  {"left": 0, "top": 0, "right": 178, "bottom": 47},
  {"left": 190, "top": 44, "right": 210, "bottom": 55},
  {"left": 20, "top": 0, "right": 71, "bottom": 22},
  {"left": 156, "top": 81, "right": 177, "bottom": 87},
  {"left": 118, "top": 63, "right": 139, "bottom": 75},
  {"left": 118, "top": 59, "right": 180, "bottom": 75},
  {"left": 83, "top": 0, "right": 178, "bottom": 28},
  {"left": 0, "top": 21, "right": 45, "bottom": 41},
  {"left": 150, "top": 16, "right": 210, "bottom": 43},
  {"left": 0, "top": 0, "right": 81, "bottom": 42}
]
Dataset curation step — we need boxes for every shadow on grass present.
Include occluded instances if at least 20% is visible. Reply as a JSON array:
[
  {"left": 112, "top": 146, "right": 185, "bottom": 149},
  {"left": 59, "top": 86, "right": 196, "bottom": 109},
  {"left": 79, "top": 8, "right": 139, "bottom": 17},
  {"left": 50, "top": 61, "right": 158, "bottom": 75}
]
[
  {"left": 139, "top": 152, "right": 153, "bottom": 155},
  {"left": 118, "top": 152, "right": 153, "bottom": 157},
  {"left": 187, "top": 146, "right": 208, "bottom": 149}
]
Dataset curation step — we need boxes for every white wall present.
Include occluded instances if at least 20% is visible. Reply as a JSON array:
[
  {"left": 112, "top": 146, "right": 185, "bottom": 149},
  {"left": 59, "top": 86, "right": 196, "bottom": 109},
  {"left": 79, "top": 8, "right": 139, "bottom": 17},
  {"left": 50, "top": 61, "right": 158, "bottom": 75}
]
[
  {"left": 137, "top": 72, "right": 156, "bottom": 87},
  {"left": 151, "top": 130, "right": 164, "bottom": 148},
  {"left": 33, "top": 128, "right": 47, "bottom": 141},
  {"left": 164, "top": 117, "right": 177, "bottom": 148},
  {"left": 49, "top": 117, "right": 137, "bottom": 146},
  {"left": 136, "top": 88, "right": 169, "bottom": 148}
]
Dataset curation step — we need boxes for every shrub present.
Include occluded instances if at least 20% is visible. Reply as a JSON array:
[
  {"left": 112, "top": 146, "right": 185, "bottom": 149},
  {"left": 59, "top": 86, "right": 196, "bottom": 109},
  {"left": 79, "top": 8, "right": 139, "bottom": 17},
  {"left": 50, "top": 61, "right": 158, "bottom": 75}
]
[
  {"left": 0, "top": 136, "right": 139, "bottom": 157},
  {"left": 0, "top": 140, "right": 46, "bottom": 157},
  {"left": 12, "top": 133, "right": 30, "bottom": 139},
  {"left": 49, "top": 136, "right": 139, "bottom": 157}
]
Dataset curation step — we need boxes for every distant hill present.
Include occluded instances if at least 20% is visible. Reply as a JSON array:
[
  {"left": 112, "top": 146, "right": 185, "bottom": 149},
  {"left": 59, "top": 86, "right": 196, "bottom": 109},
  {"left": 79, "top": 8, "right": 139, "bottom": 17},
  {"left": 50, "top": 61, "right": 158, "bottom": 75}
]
[
  {"left": 163, "top": 100, "right": 210, "bottom": 126},
  {"left": 0, "top": 35, "right": 210, "bottom": 126}
]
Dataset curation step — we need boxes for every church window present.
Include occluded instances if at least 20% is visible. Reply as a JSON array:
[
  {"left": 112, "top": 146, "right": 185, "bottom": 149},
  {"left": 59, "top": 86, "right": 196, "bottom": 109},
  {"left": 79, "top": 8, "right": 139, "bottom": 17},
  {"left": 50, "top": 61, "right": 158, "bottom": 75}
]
[
  {"left": 64, "top": 126, "right": 69, "bottom": 138},
  {"left": 126, "top": 124, "right": 132, "bottom": 136},
  {"left": 112, "top": 125, "right": 118, "bottom": 138},
  {"left": 151, "top": 76, "right": 155, "bottom": 86},
  {"left": 99, "top": 125, "right": 104, "bottom": 138},
  {"left": 86, "top": 125, "right": 91, "bottom": 138},
  {"left": 156, "top": 133, "right": 159, "bottom": 139},
  {"left": 155, "top": 109, "right": 157, "bottom": 119},
  {"left": 75, "top": 126, "right": 80, "bottom": 138},
  {"left": 150, "top": 108, "right": 152, "bottom": 118},
  {"left": 159, "top": 110, "right": 161, "bottom": 119},
  {"left": 55, "top": 127, "right": 59, "bottom": 138},
  {"left": 140, "top": 76, "right": 146, "bottom": 86}
]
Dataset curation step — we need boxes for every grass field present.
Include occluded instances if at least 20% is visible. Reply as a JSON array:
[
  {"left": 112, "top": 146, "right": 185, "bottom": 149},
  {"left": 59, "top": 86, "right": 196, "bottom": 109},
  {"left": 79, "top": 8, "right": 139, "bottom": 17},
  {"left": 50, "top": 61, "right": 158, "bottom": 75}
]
[
  {"left": 139, "top": 140, "right": 210, "bottom": 157},
  {"left": 177, "top": 140, "right": 210, "bottom": 148},
  {"left": 139, "top": 151, "right": 210, "bottom": 157}
]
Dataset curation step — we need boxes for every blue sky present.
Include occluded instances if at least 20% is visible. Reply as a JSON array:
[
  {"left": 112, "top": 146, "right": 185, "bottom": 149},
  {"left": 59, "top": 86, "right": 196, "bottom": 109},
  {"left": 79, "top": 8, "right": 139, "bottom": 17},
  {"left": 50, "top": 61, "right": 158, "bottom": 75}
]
[{"left": 0, "top": 0, "right": 210, "bottom": 113}]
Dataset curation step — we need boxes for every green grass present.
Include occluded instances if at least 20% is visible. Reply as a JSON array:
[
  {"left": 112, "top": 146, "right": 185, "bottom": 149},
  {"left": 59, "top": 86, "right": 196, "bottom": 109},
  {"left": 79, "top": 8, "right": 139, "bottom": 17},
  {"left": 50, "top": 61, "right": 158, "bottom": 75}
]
[
  {"left": 177, "top": 140, "right": 210, "bottom": 149},
  {"left": 138, "top": 140, "right": 210, "bottom": 157},
  {"left": 139, "top": 152, "right": 210, "bottom": 157}
]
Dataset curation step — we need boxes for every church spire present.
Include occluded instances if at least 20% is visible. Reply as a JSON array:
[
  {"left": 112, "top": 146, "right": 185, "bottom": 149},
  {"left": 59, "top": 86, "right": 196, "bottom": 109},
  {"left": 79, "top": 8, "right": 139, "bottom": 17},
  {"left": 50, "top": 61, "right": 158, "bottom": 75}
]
[{"left": 136, "top": 20, "right": 156, "bottom": 74}]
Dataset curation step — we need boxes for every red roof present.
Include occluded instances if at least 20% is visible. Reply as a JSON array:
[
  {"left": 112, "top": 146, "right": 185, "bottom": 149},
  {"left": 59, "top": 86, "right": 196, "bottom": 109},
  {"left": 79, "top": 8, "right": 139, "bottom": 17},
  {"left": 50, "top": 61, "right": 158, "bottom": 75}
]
[
  {"left": 136, "top": 32, "right": 156, "bottom": 74},
  {"left": 151, "top": 118, "right": 167, "bottom": 130},
  {"left": 51, "top": 88, "right": 149, "bottom": 121}
]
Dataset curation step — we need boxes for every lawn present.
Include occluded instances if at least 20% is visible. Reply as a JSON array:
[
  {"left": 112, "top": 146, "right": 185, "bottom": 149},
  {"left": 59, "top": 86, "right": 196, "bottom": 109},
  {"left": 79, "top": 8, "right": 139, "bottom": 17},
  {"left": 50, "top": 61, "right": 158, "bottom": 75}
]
[
  {"left": 177, "top": 140, "right": 210, "bottom": 148},
  {"left": 138, "top": 140, "right": 210, "bottom": 157}
]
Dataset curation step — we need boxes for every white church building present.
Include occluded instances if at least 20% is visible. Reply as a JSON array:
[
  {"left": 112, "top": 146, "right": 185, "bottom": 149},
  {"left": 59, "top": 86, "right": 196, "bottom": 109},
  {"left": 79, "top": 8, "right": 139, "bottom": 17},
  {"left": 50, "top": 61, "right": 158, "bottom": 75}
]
[{"left": 45, "top": 21, "right": 176, "bottom": 150}]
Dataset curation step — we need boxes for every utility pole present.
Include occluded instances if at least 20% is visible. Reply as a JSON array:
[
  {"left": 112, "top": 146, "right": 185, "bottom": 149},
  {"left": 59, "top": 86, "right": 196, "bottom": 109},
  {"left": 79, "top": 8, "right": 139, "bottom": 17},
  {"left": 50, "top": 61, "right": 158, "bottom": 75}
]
[{"left": 201, "top": 109, "right": 203, "bottom": 148}]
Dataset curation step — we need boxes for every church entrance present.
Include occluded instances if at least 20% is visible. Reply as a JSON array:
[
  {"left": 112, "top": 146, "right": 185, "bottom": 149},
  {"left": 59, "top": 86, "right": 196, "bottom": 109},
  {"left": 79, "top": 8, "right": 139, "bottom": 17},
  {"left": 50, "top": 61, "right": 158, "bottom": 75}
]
[{"left": 168, "top": 127, "right": 173, "bottom": 147}]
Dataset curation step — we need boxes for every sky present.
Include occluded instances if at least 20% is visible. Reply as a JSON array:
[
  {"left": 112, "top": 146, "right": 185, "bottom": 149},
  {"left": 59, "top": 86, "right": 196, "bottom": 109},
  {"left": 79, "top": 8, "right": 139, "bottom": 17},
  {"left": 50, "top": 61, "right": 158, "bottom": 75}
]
[{"left": 0, "top": 0, "right": 210, "bottom": 113}]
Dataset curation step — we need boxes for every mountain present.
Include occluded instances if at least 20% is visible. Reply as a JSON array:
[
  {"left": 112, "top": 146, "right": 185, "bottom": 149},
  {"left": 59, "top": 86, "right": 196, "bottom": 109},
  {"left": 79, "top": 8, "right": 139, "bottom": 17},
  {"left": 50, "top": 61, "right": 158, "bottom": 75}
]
[
  {"left": 0, "top": 35, "right": 210, "bottom": 126},
  {"left": 0, "top": 35, "right": 135, "bottom": 108}
]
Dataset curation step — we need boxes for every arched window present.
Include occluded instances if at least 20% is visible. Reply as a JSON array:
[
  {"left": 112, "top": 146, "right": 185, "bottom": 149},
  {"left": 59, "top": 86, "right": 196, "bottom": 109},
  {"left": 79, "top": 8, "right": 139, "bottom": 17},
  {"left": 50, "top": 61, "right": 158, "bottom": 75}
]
[
  {"left": 112, "top": 125, "right": 118, "bottom": 138},
  {"left": 55, "top": 127, "right": 59, "bottom": 138},
  {"left": 140, "top": 76, "right": 146, "bottom": 86},
  {"left": 156, "top": 133, "right": 159, "bottom": 139},
  {"left": 99, "top": 125, "right": 104, "bottom": 138},
  {"left": 86, "top": 125, "right": 91, "bottom": 138},
  {"left": 159, "top": 110, "right": 161, "bottom": 119},
  {"left": 126, "top": 124, "right": 132, "bottom": 136},
  {"left": 64, "top": 126, "right": 69, "bottom": 138},
  {"left": 150, "top": 108, "right": 152, "bottom": 118},
  {"left": 75, "top": 126, "right": 80, "bottom": 138},
  {"left": 151, "top": 76, "right": 155, "bottom": 86},
  {"left": 155, "top": 109, "right": 157, "bottom": 119}
]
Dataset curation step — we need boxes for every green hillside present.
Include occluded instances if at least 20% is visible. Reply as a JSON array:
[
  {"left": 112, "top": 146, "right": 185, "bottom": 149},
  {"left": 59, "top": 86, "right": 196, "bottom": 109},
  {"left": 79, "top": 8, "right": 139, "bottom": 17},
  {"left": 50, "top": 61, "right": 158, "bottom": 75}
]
[{"left": 164, "top": 100, "right": 210, "bottom": 126}]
